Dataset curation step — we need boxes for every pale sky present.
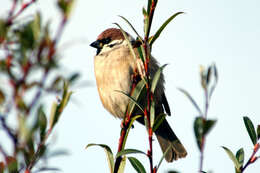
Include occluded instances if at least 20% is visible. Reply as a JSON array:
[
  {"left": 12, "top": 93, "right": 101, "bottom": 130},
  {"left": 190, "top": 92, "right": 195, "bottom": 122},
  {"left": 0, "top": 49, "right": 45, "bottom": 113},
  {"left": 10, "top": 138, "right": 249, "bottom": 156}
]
[{"left": 1, "top": 0, "right": 260, "bottom": 172}]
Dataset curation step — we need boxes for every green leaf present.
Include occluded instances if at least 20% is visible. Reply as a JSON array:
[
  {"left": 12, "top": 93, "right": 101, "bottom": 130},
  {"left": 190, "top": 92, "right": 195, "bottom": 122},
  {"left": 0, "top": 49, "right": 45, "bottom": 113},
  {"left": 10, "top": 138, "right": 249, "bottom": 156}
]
[
  {"left": 194, "top": 117, "right": 204, "bottom": 151},
  {"left": 150, "top": 100, "right": 155, "bottom": 127},
  {"left": 147, "top": 0, "right": 152, "bottom": 15},
  {"left": 257, "top": 125, "right": 260, "bottom": 140},
  {"left": 116, "top": 90, "right": 144, "bottom": 114},
  {"left": 243, "top": 116, "right": 257, "bottom": 145},
  {"left": 128, "top": 157, "right": 146, "bottom": 173},
  {"left": 200, "top": 65, "right": 207, "bottom": 90},
  {"left": 149, "top": 12, "right": 184, "bottom": 46},
  {"left": 86, "top": 143, "right": 114, "bottom": 173},
  {"left": 116, "top": 149, "right": 146, "bottom": 158},
  {"left": 203, "top": 119, "right": 217, "bottom": 136},
  {"left": 157, "top": 145, "right": 171, "bottom": 170},
  {"left": 143, "top": 7, "right": 149, "bottom": 36},
  {"left": 0, "top": 19, "right": 7, "bottom": 43},
  {"left": 68, "top": 72, "right": 80, "bottom": 84},
  {"left": 49, "top": 82, "right": 72, "bottom": 128},
  {"left": 121, "top": 115, "right": 142, "bottom": 150},
  {"left": 126, "top": 79, "right": 146, "bottom": 115},
  {"left": 209, "top": 63, "right": 218, "bottom": 99},
  {"left": 206, "top": 66, "right": 212, "bottom": 86},
  {"left": 57, "top": 0, "right": 75, "bottom": 17},
  {"left": 19, "top": 21, "right": 35, "bottom": 50},
  {"left": 18, "top": 115, "right": 30, "bottom": 144},
  {"left": 213, "top": 63, "right": 218, "bottom": 83},
  {"left": 50, "top": 76, "right": 64, "bottom": 92},
  {"left": 167, "top": 171, "right": 180, "bottom": 173},
  {"left": 152, "top": 113, "right": 166, "bottom": 132},
  {"left": 38, "top": 106, "right": 47, "bottom": 141},
  {"left": 118, "top": 15, "right": 143, "bottom": 42},
  {"left": 222, "top": 146, "right": 241, "bottom": 171},
  {"left": 178, "top": 88, "right": 203, "bottom": 116},
  {"left": 49, "top": 102, "right": 58, "bottom": 128},
  {"left": 118, "top": 156, "right": 126, "bottom": 173},
  {"left": 32, "top": 12, "right": 41, "bottom": 41},
  {"left": 142, "top": 7, "right": 148, "bottom": 17},
  {"left": 151, "top": 64, "right": 167, "bottom": 93},
  {"left": 35, "top": 167, "right": 61, "bottom": 172},
  {"left": 137, "top": 46, "right": 145, "bottom": 63},
  {"left": 236, "top": 148, "right": 244, "bottom": 168},
  {"left": 114, "top": 23, "right": 137, "bottom": 61}
]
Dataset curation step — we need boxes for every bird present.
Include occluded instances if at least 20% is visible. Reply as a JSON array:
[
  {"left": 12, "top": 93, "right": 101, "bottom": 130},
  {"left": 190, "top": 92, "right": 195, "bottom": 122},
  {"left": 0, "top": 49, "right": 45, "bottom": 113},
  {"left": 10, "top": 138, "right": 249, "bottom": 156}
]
[{"left": 90, "top": 28, "right": 187, "bottom": 162}]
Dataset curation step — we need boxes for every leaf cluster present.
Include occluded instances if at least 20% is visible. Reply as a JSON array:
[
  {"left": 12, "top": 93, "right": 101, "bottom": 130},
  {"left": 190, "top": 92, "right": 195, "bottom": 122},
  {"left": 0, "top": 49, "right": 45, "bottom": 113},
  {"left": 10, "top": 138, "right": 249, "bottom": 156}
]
[{"left": 0, "top": 0, "right": 77, "bottom": 172}]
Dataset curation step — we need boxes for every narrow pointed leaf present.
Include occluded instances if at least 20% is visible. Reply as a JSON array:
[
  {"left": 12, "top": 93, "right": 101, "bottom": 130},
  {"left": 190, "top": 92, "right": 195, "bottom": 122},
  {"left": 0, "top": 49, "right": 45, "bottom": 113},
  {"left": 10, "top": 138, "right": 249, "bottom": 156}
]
[
  {"left": 118, "top": 156, "right": 126, "bottom": 173},
  {"left": 137, "top": 46, "right": 145, "bottom": 63},
  {"left": 147, "top": 0, "right": 152, "bottom": 15},
  {"left": 115, "top": 90, "right": 144, "bottom": 114},
  {"left": 118, "top": 16, "right": 143, "bottom": 42},
  {"left": 178, "top": 88, "right": 203, "bottom": 115},
  {"left": 114, "top": 23, "right": 137, "bottom": 61},
  {"left": 222, "top": 146, "right": 241, "bottom": 171},
  {"left": 157, "top": 145, "right": 171, "bottom": 170},
  {"left": 209, "top": 63, "right": 218, "bottom": 99},
  {"left": 257, "top": 125, "right": 260, "bottom": 140},
  {"left": 152, "top": 113, "right": 166, "bottom": 132},
  {"left": 116, "top": 149, "right": 146, "bottom": 158},
  {"left": 151, "top": 64, "right": 167, "bottom": 93},
  {"left": 86, "top": 143, "right": 114, "bottom": 173},
  {"left": 150, "top": 100, "right": 155, "bottom": 127},
  {"left": 149, "top": 12, "right": 184, "bottom": 46},
  {"left": 142, "top": 7, "right": 148, "bottom": 17},
  {"left": 121, "top": 115, "right": 142, "bottom": 150},
  {"left": 243, "top": 116, "right": 257, "bottom": 145},
  {"left": 126, "top": 79, "right": 146, "bottom": 115},
  {"left": 167, "top": 171, "right": 180, "bottom": 173},
  {"left": 38, "top": 106, "right": 47, "bottom": 141},
  {"left": 206, "top": 66, "right": 212, "bottom": 86},
  {"left": 236, "top": 148, "right": 244, "bottom": 168},
  {"left": 128, "top": 157, "right": 146, "bottom": 173},
  {"left": 49, "top": 102, "right": 58, "bottom": 128}
]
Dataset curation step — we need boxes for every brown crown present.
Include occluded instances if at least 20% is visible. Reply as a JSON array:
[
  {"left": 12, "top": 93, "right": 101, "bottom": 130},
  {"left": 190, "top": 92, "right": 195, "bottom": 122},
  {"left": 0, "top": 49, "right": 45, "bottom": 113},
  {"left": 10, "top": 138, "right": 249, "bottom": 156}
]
[{"left": 97, "top": 28, "right": 127, "bottom": 41}]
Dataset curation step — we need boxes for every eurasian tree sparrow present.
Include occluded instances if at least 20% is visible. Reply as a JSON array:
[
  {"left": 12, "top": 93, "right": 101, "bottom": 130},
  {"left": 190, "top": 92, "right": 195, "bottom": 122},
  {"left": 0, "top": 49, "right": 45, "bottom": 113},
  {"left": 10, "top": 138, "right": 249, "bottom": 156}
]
[{"left": 90, "top": 28, "right": 187, "bottom": 162}]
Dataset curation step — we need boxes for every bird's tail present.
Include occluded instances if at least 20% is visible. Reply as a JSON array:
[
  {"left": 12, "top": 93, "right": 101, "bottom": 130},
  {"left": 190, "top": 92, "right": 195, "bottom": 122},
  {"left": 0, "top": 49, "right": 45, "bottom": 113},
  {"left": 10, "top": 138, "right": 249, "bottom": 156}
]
[{"left": 155, "top": 119, "right": 187, "bottom": 162}]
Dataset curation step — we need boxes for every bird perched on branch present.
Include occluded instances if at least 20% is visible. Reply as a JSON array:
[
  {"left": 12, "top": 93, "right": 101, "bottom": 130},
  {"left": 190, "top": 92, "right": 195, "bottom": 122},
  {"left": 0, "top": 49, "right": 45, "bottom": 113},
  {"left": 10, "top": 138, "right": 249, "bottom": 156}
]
[{"left": 90, "top": 28, "right": 187, "bottom": 162}]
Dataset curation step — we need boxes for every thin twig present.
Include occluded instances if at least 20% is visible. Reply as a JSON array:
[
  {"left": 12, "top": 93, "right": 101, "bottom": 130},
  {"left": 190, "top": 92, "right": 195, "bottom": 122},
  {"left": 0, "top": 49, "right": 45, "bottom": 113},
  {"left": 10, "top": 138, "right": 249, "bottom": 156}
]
[
  {"left": 241, "top": 143, "right": 260, "bottom": 172},
  {"left": 7, "top": 0, "right": 37, "bottom": 25},
  {"left": 26, "top": 128, "right": 52, "bottom": 171},
  {"left": 0, "top": 115, "right": 18, "bottom": 147}
]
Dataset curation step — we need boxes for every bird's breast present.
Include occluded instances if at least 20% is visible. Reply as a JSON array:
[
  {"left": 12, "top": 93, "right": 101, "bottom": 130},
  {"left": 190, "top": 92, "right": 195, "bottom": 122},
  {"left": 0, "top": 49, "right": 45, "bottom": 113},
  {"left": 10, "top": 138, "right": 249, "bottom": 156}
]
[{"left": 94, "top": 47, "right": 135, "bottom": 118}]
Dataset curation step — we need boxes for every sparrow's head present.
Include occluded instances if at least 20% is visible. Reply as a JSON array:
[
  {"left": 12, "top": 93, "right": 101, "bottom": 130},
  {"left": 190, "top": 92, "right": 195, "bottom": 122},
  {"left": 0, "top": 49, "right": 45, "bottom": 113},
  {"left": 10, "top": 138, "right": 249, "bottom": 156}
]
[{"left": 90, "top": 28, "right": 140, "bottom": 55}]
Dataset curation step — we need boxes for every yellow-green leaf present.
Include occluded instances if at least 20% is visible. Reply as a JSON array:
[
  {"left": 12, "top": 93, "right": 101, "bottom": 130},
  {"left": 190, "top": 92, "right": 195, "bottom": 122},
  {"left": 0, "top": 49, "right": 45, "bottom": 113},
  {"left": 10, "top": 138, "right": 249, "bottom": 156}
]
[
  {"left": 86, "top": 143, "right": 114, "bottom": 173},
  {"left": 222, "top": 146, "right": 241, "bottom": 171},
  {"left": 118, "top": 156, "right": 126, "bottom": 173}
]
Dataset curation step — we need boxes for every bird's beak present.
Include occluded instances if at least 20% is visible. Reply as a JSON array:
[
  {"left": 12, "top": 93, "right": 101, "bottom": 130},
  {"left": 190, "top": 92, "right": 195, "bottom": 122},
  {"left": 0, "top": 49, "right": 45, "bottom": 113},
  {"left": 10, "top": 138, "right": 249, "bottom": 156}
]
[{"left": 90, "top": 40, "right": 101, "bottom": 49}]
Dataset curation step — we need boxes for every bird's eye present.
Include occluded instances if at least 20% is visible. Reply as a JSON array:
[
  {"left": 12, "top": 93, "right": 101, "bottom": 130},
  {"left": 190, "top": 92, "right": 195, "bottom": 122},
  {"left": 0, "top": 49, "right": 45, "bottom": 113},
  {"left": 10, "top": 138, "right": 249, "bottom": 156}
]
[{"left": 101, "top": 38, "right": 111, "bottom": 44}]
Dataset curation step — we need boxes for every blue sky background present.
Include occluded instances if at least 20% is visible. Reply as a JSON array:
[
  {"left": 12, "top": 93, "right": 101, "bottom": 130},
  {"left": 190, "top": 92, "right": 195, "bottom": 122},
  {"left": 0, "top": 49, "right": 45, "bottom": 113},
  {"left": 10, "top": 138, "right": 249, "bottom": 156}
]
[{"left": 1, "top": 0, "right": 260, "bottom": 172}]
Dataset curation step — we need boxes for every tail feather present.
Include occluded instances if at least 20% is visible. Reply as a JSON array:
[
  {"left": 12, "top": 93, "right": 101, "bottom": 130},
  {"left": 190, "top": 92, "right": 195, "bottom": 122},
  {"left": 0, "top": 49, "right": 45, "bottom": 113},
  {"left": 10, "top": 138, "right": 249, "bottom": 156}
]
[{"left": 155, "top": 119, "right": 187, "bottom": 162}]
